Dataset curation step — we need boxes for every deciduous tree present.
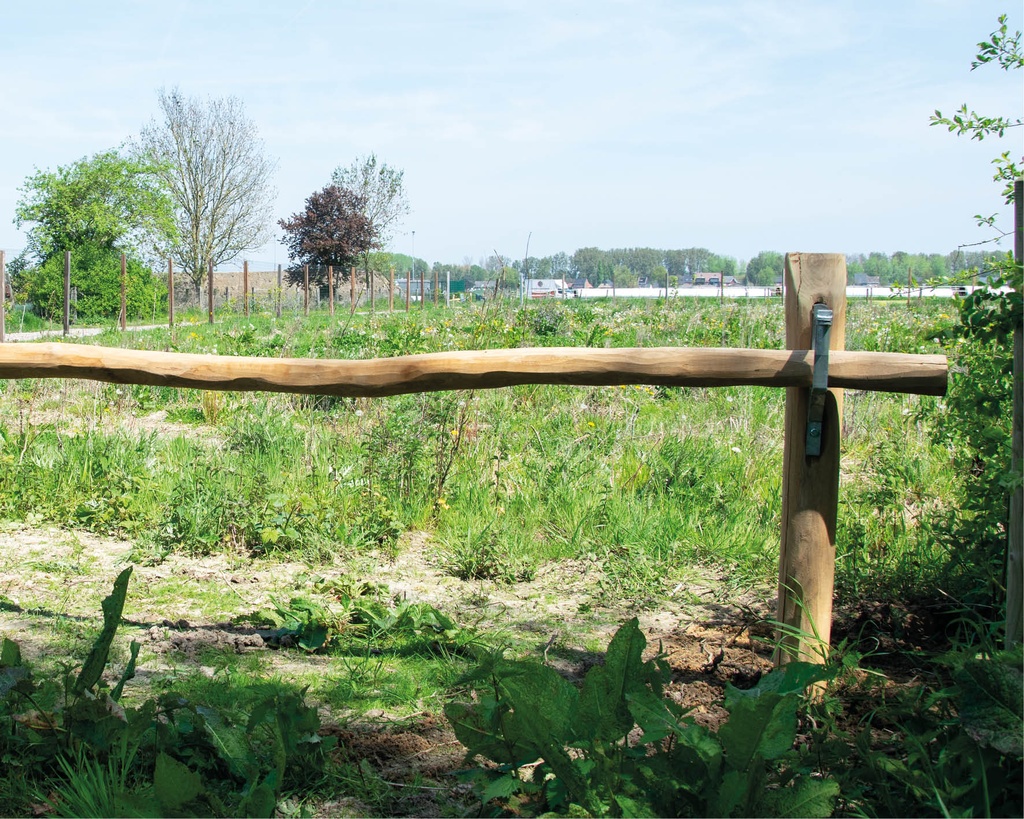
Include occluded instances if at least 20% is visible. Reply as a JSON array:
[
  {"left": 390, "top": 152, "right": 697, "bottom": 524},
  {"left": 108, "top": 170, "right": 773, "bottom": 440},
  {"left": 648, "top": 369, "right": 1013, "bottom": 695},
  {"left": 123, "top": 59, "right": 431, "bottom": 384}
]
[
  {"left": 15, "top": 150, "right": 174, "bottom": 264},
  {"left": 22, "top": 244, "right": 160, "bottom": 321},
  {"left": 278, "top": 185, "right": 375, "bottom": 289},
  {"left": 745, "top": 251, "right": 784, "bottom": 286},
  {"left": 136, "top": 88, "right": 277, "bottom": 299},
  {"left": 331, "top": 154, "right": 410, "bottom": 250},
  {"left": 14, "top": 150, "right": 174, "bottom": 319}
]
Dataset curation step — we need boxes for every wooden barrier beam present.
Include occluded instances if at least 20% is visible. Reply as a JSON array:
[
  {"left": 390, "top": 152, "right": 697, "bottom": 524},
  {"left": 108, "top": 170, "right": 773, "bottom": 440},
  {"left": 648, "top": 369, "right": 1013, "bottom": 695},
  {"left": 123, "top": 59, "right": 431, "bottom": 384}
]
[{"left": 0, "top": 343, "right": 946, "bottom": 398}]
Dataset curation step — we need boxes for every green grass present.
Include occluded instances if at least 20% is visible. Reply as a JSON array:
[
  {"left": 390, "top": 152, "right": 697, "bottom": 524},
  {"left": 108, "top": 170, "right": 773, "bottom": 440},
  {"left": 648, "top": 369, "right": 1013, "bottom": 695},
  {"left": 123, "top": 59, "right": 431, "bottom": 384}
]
[{"left": 0, "top": 297, "right": 971, "bottom": 607}]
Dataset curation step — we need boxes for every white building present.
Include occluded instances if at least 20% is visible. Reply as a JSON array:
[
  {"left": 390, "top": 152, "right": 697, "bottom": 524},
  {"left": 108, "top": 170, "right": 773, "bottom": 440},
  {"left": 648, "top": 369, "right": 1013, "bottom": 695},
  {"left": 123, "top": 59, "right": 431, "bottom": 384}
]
[{"left": 525, "top": 278, "right": 568, "bottom": 298}]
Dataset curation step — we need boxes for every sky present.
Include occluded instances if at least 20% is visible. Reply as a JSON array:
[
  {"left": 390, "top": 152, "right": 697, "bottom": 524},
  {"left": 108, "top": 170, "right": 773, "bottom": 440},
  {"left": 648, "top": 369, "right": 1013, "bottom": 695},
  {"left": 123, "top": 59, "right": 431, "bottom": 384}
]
[{"left": 1, "top": 0, "right": 1021, "bottom": 271}]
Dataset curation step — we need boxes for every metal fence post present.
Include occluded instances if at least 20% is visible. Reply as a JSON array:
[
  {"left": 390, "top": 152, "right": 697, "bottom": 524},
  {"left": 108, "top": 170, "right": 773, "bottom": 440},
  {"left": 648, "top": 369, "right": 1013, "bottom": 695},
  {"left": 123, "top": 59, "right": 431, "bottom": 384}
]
[{"left": 64, "top": 251, "right": 71, "bottom": 336}]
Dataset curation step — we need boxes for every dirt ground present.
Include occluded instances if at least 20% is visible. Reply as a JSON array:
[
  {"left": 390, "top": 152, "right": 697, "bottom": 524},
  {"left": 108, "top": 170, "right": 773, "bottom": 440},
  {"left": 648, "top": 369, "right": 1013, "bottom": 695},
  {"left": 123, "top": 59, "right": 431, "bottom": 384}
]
[{"left": 0, "top": 522, "right": 926, "bottom": 816}]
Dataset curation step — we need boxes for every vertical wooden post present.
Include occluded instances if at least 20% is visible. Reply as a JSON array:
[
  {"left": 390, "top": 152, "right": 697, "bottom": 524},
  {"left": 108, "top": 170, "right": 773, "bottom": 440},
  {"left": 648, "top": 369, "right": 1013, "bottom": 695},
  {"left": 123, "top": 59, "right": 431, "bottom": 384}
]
[
  {"left": 1007, "top": 177, "right": 1023, "bottom": 646},
  {"left": 776, "top": 253, "right": 847, "bottom": 665},
  {"left": 433, "top": 267, "right": 439, "bottom": 307},
  {"left": 328, "top": 265, "right": 335, "bottom": 317},
  {"left": 389, "top": 267, "right": 395, "bottom": 311},
  {"left": 370, "top": 267, "right": 375, "bottom": 313},
  {"left": 303, "top": 264, "right": 309, "bottom": 316},
  {"left": 420, "top": 264, "right": 426, "bottom": 312},
  {"left": 168, "top": 260, "right": 174, "bottom": 328},
  {"left": 405, "top": 270, "right": 410, "bottom": 312},
  {"left": 276, "top": 264, "right": 282, "bottom": 318},
  {"left": 207, "top": 259, "right": 214, "bottom": 324},
  {"left": 0, "top": 250, "right": 6, "bottom": 343},
  {"left": 350, "top": 266, "right": 356, "bottom": 311},
  {"left": 64, "top": 251, "right": 71, "bottom": 336},
  {"left": 243, "top": 260, "right": 249, "bottom": 317},
  {"left": 120, "top": 253, "right": 127, "bottom": 331}
]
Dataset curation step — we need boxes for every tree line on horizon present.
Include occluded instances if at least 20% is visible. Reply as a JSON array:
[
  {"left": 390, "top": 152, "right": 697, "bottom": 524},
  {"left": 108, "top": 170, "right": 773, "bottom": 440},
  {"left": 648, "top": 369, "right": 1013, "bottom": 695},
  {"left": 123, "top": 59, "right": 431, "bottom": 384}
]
[{"left": 424, "top": 246, "right": 1005, "bottom": 291}]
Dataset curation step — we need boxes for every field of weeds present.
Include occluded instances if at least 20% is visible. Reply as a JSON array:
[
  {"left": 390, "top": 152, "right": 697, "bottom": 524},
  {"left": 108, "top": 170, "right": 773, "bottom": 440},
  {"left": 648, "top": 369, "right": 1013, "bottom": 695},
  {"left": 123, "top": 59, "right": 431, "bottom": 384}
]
[{"left": 0, "top": 296, "right": 1018, "bottom": 817}]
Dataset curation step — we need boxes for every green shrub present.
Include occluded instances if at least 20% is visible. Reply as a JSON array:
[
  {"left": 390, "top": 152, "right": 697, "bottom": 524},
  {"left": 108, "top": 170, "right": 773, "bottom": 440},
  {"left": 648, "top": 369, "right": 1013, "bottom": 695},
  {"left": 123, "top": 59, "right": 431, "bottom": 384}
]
[{"left": 21, "top": 242, "right": 163, "bottom": 322}]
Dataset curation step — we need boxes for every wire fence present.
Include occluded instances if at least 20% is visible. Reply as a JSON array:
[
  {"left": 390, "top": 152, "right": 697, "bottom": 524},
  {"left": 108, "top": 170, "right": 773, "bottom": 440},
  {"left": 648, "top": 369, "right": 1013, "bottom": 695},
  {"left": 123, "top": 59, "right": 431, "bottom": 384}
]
[{"left": 0, "top": 249, "right": 983, "bottom": 343}]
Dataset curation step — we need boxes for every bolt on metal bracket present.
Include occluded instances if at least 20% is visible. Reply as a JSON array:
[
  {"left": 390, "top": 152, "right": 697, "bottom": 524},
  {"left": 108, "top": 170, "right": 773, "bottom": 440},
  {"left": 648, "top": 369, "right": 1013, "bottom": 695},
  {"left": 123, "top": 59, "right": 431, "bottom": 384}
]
[{"left": 805, "top": 303, "right": 833, "bottom": 457}]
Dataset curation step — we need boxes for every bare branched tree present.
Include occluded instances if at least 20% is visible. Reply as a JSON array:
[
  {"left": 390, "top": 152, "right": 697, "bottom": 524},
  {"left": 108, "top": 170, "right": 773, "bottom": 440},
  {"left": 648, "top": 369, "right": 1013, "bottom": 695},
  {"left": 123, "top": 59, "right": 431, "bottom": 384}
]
[
  {"left": 136, "top": 88, "right": 277, "bottom": 299},
  {"left": 331, "top": 153, "right": 410, "bottom": 250}
]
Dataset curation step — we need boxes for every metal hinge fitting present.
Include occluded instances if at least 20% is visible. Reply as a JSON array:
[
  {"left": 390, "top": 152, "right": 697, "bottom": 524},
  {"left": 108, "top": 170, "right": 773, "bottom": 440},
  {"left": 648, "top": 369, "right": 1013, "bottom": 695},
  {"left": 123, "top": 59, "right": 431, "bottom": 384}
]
[{"left": 805, "top": 303, "right": 833, "bottom": 457}]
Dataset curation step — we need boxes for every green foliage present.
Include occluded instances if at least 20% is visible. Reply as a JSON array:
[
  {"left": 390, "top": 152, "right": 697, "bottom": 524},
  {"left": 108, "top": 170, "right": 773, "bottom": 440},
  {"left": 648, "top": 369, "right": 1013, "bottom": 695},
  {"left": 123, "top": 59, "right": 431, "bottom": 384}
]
[
  {"left": 14, "top": 149, "right": 175, "bottom": 264},
  {"left": 331, "top": 153, "right": 411, "bottom": 250},
  {"left": 74, "top": 567, "right": 134, "bottom": 696},
  {"left": 827, "top": 649, "right": 1024, "bottom": 818},
  {"left": 923, "top": 303, "right": 1016, "bottom": 604},
  {"left": 249, "top": 591, "right": 476, "bottom": 655},
  {"left": 954, "top": 651, "right": 1023, "bottom": 757},
  {"left": 20, "top": 242, "right": 163, "bottom": 322},
  {"left": 745, "top": 250, "right": 784, "bottom": 286},
  {"left": 260, "top": 595, "right": 360, "bottom": 652},
  {"left": 570, "top": 246, "right": 730, "bottom": 285},
  {"left": 446, "top": 618, "right": 839, "bottom": 817},
  {"left": 439, "top": 520, "right": 537, "bottom": 584},
  {"left": 930, "top": 14, "right": 1022, "bottom": 206},
  {"left": 0, "top": 567, "right": 335, "bottom": 817},
  {"left": 0, "top": 293, "right": 1018, "bottom": 815},
  {"left": 0, "top": 298, "right": 970, "bottom": 605}
]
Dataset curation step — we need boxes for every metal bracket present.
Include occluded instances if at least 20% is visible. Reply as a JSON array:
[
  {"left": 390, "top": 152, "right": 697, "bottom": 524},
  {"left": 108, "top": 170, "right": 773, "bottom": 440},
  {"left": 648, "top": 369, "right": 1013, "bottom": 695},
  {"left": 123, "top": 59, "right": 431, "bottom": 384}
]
[{"left": 805, "top": 303, "right": 833, "bottom": 457}]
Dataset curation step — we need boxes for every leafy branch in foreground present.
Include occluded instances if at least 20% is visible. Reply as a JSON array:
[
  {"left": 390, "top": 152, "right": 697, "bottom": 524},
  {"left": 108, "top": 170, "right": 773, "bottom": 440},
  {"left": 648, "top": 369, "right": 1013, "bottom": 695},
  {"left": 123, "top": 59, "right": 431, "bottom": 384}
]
[
  {"left": 446, "top": 618, "right": 838, "bottom": 818},
  {"left": 930, "top": 14, "right": 1022, "bottom": 207}
]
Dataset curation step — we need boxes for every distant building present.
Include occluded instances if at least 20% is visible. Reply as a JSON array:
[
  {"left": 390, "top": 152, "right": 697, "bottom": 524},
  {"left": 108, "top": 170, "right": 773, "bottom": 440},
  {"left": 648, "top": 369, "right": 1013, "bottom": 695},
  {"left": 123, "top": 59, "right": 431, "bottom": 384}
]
[
  {"left": 397, "top": 278, "right": 434, "bottom": 297},
  {"left": 570, "top": 278, "right": 593, "bottom": 290},
  {"left": 525, "top": 278, "right": 568, "bottom": 298},
  {"left": 694, "top": 273, "right": 736, "bottom": 287}
]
